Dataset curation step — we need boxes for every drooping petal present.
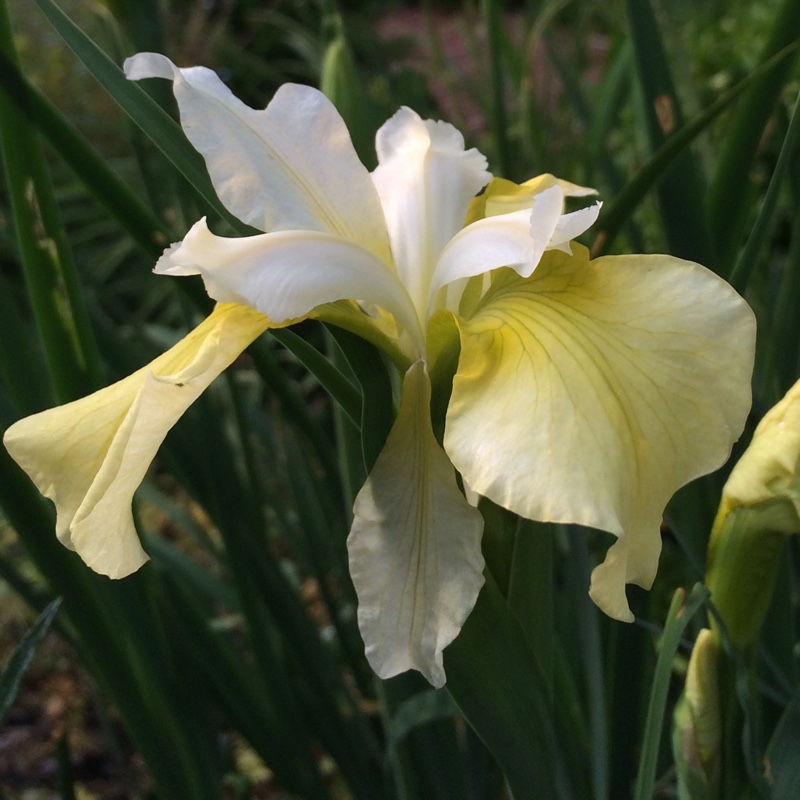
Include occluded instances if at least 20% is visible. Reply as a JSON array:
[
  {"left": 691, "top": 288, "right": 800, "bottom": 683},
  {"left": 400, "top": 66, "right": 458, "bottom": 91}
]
[
  {"left": 371, "top": 107, "right": 491, "bottom": 318},
  {"left": 157, "top": 218, "right": 425, "bottom": 357},
  {"left": 3, "top": 304, "right": 269, "bottom": 578},
  {"left": 444, "top": 246, "right": 755, "bottom": 621},
  {"left": 348, "top": 360, "right": 485, "bottom": 687},
  {"left": 124, "top": 53, "right": 391, "bottom": 260}
]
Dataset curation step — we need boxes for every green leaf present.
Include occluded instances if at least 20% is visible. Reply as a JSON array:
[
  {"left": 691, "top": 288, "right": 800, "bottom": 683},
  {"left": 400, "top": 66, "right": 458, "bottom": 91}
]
[
  {"left": 327, "top": 326, "right": 394, "bottom": 473},
  {"left": 445, "top": 571, "right": 576, "bottom": 800},
  {"left": 729, "top": 87, "right": 800, "bottom": 292},
  {"left": 764, "top": 200, "right": 800, "bottom": 401},
  {"left": 387, "top": 689, "right": 460, "bottom": 749},
  {"left": 0, "top": 0, "right": 103, "bottom": 403},
  {"left": 626, "top": 0, "right": 712, "bottom": 266},
  {"left": 319, "top": 2, "right": 380, "bottom": 169},
  {"left": 0, "top": 597, "right": 62, "bottom": 724},
  {"left": 0, "top": 50, "right": 171, "bottom": 258},
  {"left": 273, "top": 327, "right": 362, "bottom": 428},
  {"left": 482, "top": 0, "right": 512, "bottom": 177},
  {"left": 593, "top": 45, "right": 797, "bottom": 258},
  {"left": 31, "top": 0, "right": 251, "bottom": 235},
  {"left": 706, "top": 0, "right": 800, "bottom": 269},
  {"left": 633, "top": 584, "right": 710, "bottom": 800},
  {"left": 766, "top": 689, "right": 800, "bottom": 799}
]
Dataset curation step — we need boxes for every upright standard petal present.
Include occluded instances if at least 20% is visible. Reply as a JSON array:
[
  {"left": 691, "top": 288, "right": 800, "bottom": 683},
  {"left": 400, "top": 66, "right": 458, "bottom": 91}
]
[
  {"left": 124, "top": 54, "right": 391, "bottom": 260},
  {"left": 348, "top": 361, "right": 485, "bottom": 687},
  {"left": 371, "top": 108, "right": 491, "bottom": 318},
  {"left": 157, "top": 219, "right": 425, "bottom": 357},
  {"left": 444, "top": 246, "right": 755, "bottom": 621},
  {"left": 3, "top": 304, "right": 268, "bottom": 578}
]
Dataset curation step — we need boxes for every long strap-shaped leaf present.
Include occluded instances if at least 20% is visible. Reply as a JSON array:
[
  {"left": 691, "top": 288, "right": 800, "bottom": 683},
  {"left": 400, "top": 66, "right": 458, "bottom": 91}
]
[
  {"left": 0, "top": 0, "right": 103, "bottom": 403},
  {"left": 626, "top": 0, "right": 713, "bottom": 267},
  {"left": 0, "top": 598, "right": 62, "bottom": 724},
  {"left": 32, "top": 0, "right": 252, "bottom": 236},
  {"left": 729, "top": 88, "right": 800, "bottom": 293},
  {"left": 445, "top": 571, "right": 576, "bottom": 800},
  {"left": 633, "top": 584, "right": 710, "bottom": 800},
  {"left": 0, "top": 50, "right": 171, "bottom": 257},
  {"left": 706, "top": 0, "right": 800, "bottom": 270},
  {"left": 592, "top": 45, "right": 797, "bottom": 258}
]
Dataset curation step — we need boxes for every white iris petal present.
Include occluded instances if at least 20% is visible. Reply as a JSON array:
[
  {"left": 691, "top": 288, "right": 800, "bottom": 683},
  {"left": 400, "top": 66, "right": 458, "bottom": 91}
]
[
  {"left": 349, "top": 361, "right": 485, "bottom": 687},
  {"left": 124, "top": 53, "right": 392, "bottom": 262},
  {"left": 372, "top": 107, "right": 491, "bottom": 320}
]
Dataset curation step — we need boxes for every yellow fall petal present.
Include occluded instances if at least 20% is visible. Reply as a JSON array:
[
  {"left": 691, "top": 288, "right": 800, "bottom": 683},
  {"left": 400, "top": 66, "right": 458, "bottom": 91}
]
[
  {"left": 444, "top": 245, "right": 754, "bottom": 621},
  {"left": 3, "top": 303, "right": 269, "bottom": 578}
]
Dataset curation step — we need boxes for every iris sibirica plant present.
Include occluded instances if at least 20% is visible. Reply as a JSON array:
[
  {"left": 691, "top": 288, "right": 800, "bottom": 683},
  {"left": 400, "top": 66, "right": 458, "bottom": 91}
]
[{"left": 4, "top": 53, "right": 756, "bottom": 687}]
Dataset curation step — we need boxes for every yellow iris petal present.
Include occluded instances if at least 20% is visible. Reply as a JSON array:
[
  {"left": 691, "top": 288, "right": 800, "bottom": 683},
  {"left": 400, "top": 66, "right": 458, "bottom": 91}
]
[
  {"left": 444, "top": 245, "right": 754, "bottom": 621},
  {"left": 3, "top": 303, "right": 269, "bottom": 578}
]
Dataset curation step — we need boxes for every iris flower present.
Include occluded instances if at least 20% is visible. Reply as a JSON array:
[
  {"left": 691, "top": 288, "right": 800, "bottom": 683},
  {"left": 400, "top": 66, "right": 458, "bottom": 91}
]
[{"left": 3, "top": 54, "right": 755, "bottom": 687}]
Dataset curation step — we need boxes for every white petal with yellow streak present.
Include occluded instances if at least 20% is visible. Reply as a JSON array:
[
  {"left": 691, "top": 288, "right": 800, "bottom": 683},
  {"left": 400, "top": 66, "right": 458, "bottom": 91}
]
[
  {"left": 157, "top": 218, "right": 425, "bottom": 356},
  {"left": 348, "top": 361, "right": 485, "bottom": 686},
  {"left": 3, "top": 304, "right": 269, "bottom": 579},
  {"left": 444, "top": 246, "right": 754, "bottom": 621},
  {"left": 124, "top": 54, "right": 391, "bottom": 261}
]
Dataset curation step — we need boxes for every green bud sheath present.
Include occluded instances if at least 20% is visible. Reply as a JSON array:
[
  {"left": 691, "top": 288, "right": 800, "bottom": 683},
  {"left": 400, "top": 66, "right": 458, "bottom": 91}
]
[{"left": 706, "top": 379, "right": 800, "bottom": 648}]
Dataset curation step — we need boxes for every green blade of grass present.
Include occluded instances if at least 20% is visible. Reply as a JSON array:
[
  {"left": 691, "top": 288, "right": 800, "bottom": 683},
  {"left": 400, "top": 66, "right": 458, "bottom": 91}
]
[
  {"left": 706, "top": 0, "right": 800, "bottom": 270},
  {"left": 729, "top": 87, "right": 800, "bottom": 293},
  {"left": 0, "top": 273, "right": 53, "bottom": 415},
  {"left": 764, "top": 200, "right": 800, "bottom": 401},
  {"left": 625, "top": 0, "right": 713, "bottom": 266},
  {"left": 0, "top": 50, "right": 171, "bottom": 257},
  {"left": 327, "top": 326, "right": 394, "bottom": 473},
  {"left": 0, "top": 0, "right": 103, "bottom": 402},
  {"left": 163, "top": 388, "right": 385, "bottom": 799},
  {"left": 102, "top": 0, "right": 164, "bottom": 52},
  {"left": 584, "top": 40, "right": 633, "bottom": 187},
  {"left": 32, "top": 0, "right": 251, "bottom": 235},
  {"left": 0, "top": 441, "right": 222, "bottom": 799},
  {"left": 482, "top": 0, "right": 512, "bottom": 176},
  {"left": 444, "top": 571, "right": 576, "bottom": 800},
  {"left": 633, "top": 584, "right": 710, "bottom": 800},
  {"left": 569, "top": 528, "right": 609, "bottom": 800},
  {"left": 766, "top": 689, "right": 800, "bottom": 799},
  {"left": 0, "top": 597, "right": 62, "bottom": 724},
  {"left": 272, "top": 327, "right": 362, "bottom": 428},
  {"left": 379, "top": 673, "right": 469, "bottom": 800},
  {"left": 507, "top": 519, "right": 554, "bottom": 699},
  {"left": 159, "top": 576, "right": 333, "bottom": 799},
  {"left": 592, "top": 44, "right": 796, "bottom": 258},
  {"left": 248, "top": 334, "right": 342, "bottom": 482}
]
